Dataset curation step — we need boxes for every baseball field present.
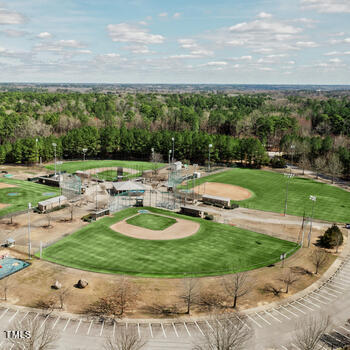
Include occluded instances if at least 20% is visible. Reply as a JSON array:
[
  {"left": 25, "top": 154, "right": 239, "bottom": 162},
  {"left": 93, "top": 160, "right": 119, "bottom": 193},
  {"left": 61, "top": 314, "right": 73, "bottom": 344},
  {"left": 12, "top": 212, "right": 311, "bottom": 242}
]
[
  {"left": 0, "top": 178, "right": 60, "bottom": 216},
  {"left": 186, "top": 168, "right": 350, "bottom": 223},
  {"left": 40, "top": 207, "right": 298, "bottom": 278}
]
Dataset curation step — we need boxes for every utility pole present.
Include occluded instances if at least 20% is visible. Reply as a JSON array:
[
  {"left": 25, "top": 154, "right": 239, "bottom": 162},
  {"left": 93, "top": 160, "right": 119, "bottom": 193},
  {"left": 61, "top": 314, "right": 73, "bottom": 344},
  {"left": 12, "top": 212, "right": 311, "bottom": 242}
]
[
  {"left": 307, "top": 195, "right": 317, "bottom": 248},
  {"left": 28, "top": 202, "right": 32, "bottom": 259},
  {"left": 284, "top": 173, "right": 294, "bottom": 216},
  {"left": 52, "top": 143, "right": 57, "bottom": 177}
]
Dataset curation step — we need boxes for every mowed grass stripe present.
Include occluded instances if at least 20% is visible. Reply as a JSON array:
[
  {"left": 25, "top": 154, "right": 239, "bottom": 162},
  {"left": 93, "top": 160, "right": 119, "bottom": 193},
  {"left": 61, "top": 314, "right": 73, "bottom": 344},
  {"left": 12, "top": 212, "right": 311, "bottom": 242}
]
[
  {"left": 41, "top": 207, "right": 298, "bottom": 278},
  {"left": 126, "top": 214, "right": 176, "bottom": 230},
  {"left": 185, "top": 168, "right": 350, "bottom": 223},
  {"left": 45, "top": 160, "right": 165, "bottom": 173},
  {"left": 0, "top": 178, "right": 60, "bottom": 216}
]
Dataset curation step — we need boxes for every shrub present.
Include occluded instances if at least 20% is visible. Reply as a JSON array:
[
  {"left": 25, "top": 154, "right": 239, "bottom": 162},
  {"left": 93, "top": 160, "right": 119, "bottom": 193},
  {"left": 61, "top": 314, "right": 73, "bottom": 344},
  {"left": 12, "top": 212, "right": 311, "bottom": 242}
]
[
  {"left": 270, "top": 157, "right": 287, "bottom": 168},
  {"left": 317, "top": 224, "right": 343, "bottom": 249},
  {"left": 205, "top": 214, "right": 214, "bottom": 221}
]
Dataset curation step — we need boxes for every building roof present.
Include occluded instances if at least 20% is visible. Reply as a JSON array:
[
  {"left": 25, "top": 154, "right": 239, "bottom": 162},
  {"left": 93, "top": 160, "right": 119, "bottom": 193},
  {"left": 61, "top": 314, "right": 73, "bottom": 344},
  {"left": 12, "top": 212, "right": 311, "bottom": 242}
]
[
  {"left": 202, "top": 194, "right": 231, "bottom": 202},
  {"left": 38, "top": 195, "right": 67, "bottom": 206},
  {"left": 112, "top": 181, "right": 145, "bottom": 192}
]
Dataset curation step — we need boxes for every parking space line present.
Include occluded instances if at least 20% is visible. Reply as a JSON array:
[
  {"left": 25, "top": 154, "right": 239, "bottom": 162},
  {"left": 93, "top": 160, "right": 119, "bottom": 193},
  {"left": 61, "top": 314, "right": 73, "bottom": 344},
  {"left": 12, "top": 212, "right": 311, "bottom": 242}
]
[
  {"left": 75, "top": 319, "right": 82, "bottom": 334},
  {"left": 325, "top": 332, "right": 343, "bottom": 345},
  {"left": 99, "top": 320, "right": 104, "bottom": 336},
  {"left": 265, "top": 311, "right": 282, "bottom": 323},
  {"left": 303, "top": 298, "right": 321, "bottom": 309},
  {"left": 8, "top": 310, "right": 18, "bottom": 323},
  {"left": 336, "top": 275, "right": 350, "bottom": 282},
  {"left": 20, "top": 311, "right": 29, "bottom": 323},
  {"left": 281, "top": 346, "right": 288, "bottom": 350},
  {"left": 32, "top": 313, "right": 39, "bottom": 321},
  {"left": 216, "top": 319, "right": 223, "bottom": 328},
  {"left": 195, "top": 321, "right": 204, "bottom": 336},
  {"left": 149, "top": 323, "right": 153, "bottom": 338},
  {"left": 295, "top": 300, "right": 314, "bottom": 311},
  {"left": 40, "top": 315, "right": 49, "bottom": 328},
  {"left": 247, "top": 315, "right": 262, "bottom": 328},
  {"left": 308, "top": 294, "right": 327, "bottom": 305},
  {"left": 87, "top": 320, "right": 93, "bottom": 335},
  {"left": 281, "top": 305, "right": 299, "bottom": 317},
  {"left": 323, "top": 286, "right": 342, "bottom": 294},
  {"left": 328, "top": 283, "right": 346, "bottom": 291},
  {"left": 274, "top": 308, "right": 290, "bottom": 320},
  {"left": 255, "top": 312, "right": 271, "bottom": 325},
  {"left": 52, "top": 316, "right": 60, "bottom": 330},
  {"left": 340, "top": 325, "right": 350, "bottom": 333},
  {"left": 333, "top": 329, "right": 350, "bottom": 341},
  {"left": 9, "top": 343, "right": 14, "bottom": 350},
  {"left": 206, "top": 320, "right": 214, "bottom": 331},
  {"left": 236, "top": 315, "right": 251, "bottom": 329},
  {"left": 291, "top": 343, "right": 301, "bottom": 349},
  {"left": 63, "top": 318, "right": 70, "bottom": 332},
  {"left": 0, "top": 308, "right": 9, "bottom": 320},
  {"left": 161, "top": 323, "right": 166, "bottom": 338},
  {"left": 332, "top": 280, "right": 350, "bottom": 287},
  {"left": 172, "top": 323, "right": 179, "bottom": 337},
  {"left": 183, "top": 322, "right": 191, "bottom": 337},
  {"left": 289, "top": 303, "right": 306, "bottom": 314},
  {"left": 137, "top": 323, "right": 140, "bottom": 338},
  {"left": 318, "top": 289, "right": 337, "bottom": 298}
]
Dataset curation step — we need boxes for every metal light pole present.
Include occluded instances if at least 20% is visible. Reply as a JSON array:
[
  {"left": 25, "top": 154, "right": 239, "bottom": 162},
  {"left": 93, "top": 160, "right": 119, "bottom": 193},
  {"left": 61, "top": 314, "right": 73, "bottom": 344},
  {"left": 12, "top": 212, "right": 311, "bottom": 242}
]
[
  {"left": 52, "top": 143, "right": 57, "bottom": 177},
  {"left": 82, "top": 148, "right": 88, "bottom": 161},
  {"left": 151, "top": 147, "right": 154, "bottom": 162},
  {"left": 208, "top": 144, "right": 213, "bottom": 172},
  {"left": 307, "top": 195, "right": 317, "bottom": 248},
  {"left": 168, "top": 150, "right": 172, "bottom": 166},
  {"left": 171, "top": 137, "right": 174, "bottom": 163},
  {"left": 28, "top": 202, "right": 32, "bottom": 259},
  {"left": 284, "top": 173, "right": 294, "bottom": 216},
  {"left": 35, "top": 138, "right": 38, "bottom": 165},
  {"left": 290, "top": 144, "right": 295, "bottom": 174}
]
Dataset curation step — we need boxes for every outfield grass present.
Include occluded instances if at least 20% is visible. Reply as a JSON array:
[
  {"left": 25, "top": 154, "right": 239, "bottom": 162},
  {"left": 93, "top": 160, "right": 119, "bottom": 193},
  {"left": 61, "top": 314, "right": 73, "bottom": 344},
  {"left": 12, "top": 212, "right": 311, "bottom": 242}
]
[
  {"left": 0, "top": 178, "right": 60, "bottom": 216},
  {"left": 45, "top": 160, "right": 165, "bottom": 174},
  {"left": 184, "top": 168, "right": 350, "bottom": 223},
  {"left": 95, "top": 170, "right": 130, "bottom": 181},
  {"left": 126, "top": 213, "right": 176, "bottom": 230},
  {"left": 40, "top": 207, "right": 298, "bottom": 278}
]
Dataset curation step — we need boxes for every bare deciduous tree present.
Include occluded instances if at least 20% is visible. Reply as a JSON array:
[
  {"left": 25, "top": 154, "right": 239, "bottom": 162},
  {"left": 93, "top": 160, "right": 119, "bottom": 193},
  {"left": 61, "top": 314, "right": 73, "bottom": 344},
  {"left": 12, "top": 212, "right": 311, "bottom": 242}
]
[
  {"left": 262, "top": 283, "right": 282, "bottom": 297},
  {"left": 57, "top": 287, "right": 70, "bottom": 310},
  {"left": 8, "top": 316, "right": 59, "bottom": 350},
  {"left": 293, "top": 314, "right": 330, "bottom": 350},
  {"left": 34, "top": 297, "right": 57, "bottom": 316},
  {"left": 327, "top": 153, "right": 343, "bottom": 184},
  {"left": 310, "top": 249, "right": 329, "bottom": 274},
  {"left": 179, "top": 278, "right": 199, "bottom": 315},
  {"left": 313, "top": 157, "right": 327, "bottom": 179},
  {"left": 0, "top": 277, "right": 11, "bottom": 301},
  {"left": 223, "top": 273, "right": 250, "bottom": 309},
  {"left": 298, "top": 154, "right": 310, "bottom": 175},
  {"left": 193, "top": 314, "right": 252, "bottom": 350},
  {"left": 198, "top": 290, "right": 226, "bottom": 312},
  {"left": 104, "top": 327, "right": 146, "bottom": 350},
  {"left": 277, "top": 269, "right": 299, "bottom": 293}
]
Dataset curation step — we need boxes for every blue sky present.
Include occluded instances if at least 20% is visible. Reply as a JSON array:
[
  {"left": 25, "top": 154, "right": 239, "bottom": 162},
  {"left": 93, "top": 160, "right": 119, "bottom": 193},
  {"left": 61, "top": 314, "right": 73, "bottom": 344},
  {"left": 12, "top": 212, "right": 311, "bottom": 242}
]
[{"left": 0, "top": 0, "right": 350, "bottom": 84}]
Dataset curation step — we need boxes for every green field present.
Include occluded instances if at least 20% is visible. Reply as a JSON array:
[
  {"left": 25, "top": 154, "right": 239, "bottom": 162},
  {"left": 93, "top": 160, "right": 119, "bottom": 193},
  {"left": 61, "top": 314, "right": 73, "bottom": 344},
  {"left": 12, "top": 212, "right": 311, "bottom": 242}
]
[
  {"left": 45, "top": 160, "right": 165, "bottom": 174},
  {"left": 40, "top": 207, "right": 298, "bottom": 278},
  {"left": 126, "top": 213, "right": 176, "bottom": 230},
  {"left": 0, "top": 178, "right": 60, "bottom": 216},
  {"left": 185, "top": 168, "right": 350, "bottom": 223},
  {"left": 95, "top": 170, "right": 130, "bottom": 181}
]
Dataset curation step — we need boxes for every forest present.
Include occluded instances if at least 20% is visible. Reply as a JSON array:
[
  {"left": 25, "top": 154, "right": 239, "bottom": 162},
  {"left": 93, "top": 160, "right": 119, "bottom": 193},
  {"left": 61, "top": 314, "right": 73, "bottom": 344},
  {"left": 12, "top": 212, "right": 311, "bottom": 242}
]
[{"left": 0, "top": 91, "right": 349, "bottom": 177}]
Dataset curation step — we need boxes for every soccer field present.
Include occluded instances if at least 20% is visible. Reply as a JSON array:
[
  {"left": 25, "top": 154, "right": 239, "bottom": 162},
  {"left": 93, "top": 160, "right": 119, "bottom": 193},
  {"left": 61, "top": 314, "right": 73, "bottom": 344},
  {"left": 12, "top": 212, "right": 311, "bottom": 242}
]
[
  {"left": 0, "top": 178, "right": 60, "bottom": 216},
  {"left": 45, "top": 160, "right": 165, "bottom": 173},
  {"left": 40, "top": 207, "right": 298, "bottom": 278},
  {"left": 186, "top": 168, "right": 350, "bottom": 223}
]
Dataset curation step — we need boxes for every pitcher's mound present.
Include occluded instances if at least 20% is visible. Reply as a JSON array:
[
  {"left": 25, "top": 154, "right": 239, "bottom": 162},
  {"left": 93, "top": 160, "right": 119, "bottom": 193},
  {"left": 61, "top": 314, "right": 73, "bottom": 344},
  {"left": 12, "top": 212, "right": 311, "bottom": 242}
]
[
  {"left": 0, "top": 183, "right": 17, "bottom": 189},
  {"left": 193, "top": 182, "right": 252, "bottom": 201},
  {"left": 111, "top": 214, "right": 200, "bottom": 240}
]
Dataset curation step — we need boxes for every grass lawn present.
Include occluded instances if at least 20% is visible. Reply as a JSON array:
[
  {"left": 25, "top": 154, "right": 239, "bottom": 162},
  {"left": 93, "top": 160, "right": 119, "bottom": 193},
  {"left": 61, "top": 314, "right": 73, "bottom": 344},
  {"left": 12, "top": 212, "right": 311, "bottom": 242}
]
[
  {"left": 184, "top": 168, "right": 350, "bottom": 223},
  {"left": 40, "top": 207, "right": 298, "bottom": 278},
  {"left": 126, "top": 213, "right": 176, "bottom": 230},
  {"left": 0, "top": 178, "right": 60, "bottom": 216},
  {"left": 45, "top": 160, "right": 165, "bottom": 174}
]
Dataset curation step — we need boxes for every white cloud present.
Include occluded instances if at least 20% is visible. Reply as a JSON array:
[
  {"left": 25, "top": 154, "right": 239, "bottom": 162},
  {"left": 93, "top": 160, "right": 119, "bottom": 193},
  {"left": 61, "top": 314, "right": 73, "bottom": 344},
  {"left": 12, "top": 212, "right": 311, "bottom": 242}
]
[
  {"left": 58, "top": 39, "right": 85, "bottom": 48},
  {"left": 107, "top": 23, "right": 164, "bottom": 44},
  {"left": 301, "top": 0, "right": 350, "bottom": 13},
  {"left": 37, "top": 32, "right": 52, "bottom": 39},
  {"left": 178, "top": 38, "right": 197, "bottom": 49},
  {"left": 287, "top": 60, "right": 295, "bottom": 64},
  {"left": 295, "top": 41, "right": 318, "bottom": 47},
  {"left": 324, "top": 51, "right": 341, "bottom": 56},
  {"left": 158, "top": 12, "right": 168, "bottom": 17},
  {"left": 0, "top": 7, "right": 26, "bottom": 25},
  {"left": 230, "top": 55, "right": 252, "bottom": 61},
  {"left": 126, "top": 45, "right": 151, "bottom": 54},
  {"left": 329, "top": 57, "right": 342, "bottom": 63},
  {"left": 257, "top": 12, "right": 272, "bottom": 19},
  {"left": 203, "top": 61, "right": 227, "bottom": 66},
  {"left": 229, "top": 20, "right": 301, "bottom": 35},
  {"left": 259, "top": 67, "right": 273, "bottom": 71},
  {"left": 1, "top": 29, "right": 27, "bottom": 37},
  {"left": 176, "top": 38, "right": 213, "bottom": 57},
  {"left": 173, "top": 12, "right": 181, "bottom": 19}
]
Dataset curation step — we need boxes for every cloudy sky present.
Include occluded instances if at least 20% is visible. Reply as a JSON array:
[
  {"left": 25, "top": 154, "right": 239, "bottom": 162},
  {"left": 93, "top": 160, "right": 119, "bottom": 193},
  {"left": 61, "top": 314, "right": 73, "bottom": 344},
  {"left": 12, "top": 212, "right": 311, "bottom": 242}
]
[{"left": 0, "top": 0, "right": 350, "bottom": 84}]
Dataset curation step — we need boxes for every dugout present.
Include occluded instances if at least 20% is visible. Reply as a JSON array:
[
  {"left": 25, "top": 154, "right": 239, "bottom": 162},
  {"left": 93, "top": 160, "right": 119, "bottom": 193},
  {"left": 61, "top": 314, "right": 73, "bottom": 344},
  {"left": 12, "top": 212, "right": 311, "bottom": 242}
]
[
  {"left": 180, "top": 206, "right": 205, "bottom": 218},
  {"left": 202, "top": 194, "right": 231, "bottom": 209},
  {"left": 111, "top": 181, "right": 146, "bottom": 196},
  {"left": 38, "top": 195, "right": 67, "bottom": 213}
]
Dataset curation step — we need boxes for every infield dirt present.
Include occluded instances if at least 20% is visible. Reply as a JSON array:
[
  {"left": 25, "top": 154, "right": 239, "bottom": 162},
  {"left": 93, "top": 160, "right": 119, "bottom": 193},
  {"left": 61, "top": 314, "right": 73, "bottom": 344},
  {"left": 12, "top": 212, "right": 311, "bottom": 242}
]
[{"left": 193, "top": 182, "right": 252, "bottom": 201}]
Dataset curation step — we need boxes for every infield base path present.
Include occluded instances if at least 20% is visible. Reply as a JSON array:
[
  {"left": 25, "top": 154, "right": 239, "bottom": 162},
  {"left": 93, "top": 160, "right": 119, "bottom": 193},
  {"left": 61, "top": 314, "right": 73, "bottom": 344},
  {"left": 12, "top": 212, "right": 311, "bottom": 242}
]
[
  {"left": 193, "top": 182, "right": 252, "bottom": 201},
  {"left": 110, "top": 214, "right": 200, "bottom": 240}
]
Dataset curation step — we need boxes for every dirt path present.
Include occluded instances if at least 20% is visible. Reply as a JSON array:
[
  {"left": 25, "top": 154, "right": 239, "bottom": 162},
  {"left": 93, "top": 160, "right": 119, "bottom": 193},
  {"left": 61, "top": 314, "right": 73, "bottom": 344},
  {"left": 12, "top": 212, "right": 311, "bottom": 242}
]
[
  {"left": 110, "top": 214, "right": 200, "bottom": 240},
  {"left": 0, "top": 183, "right": 18, "bottom": 189}
]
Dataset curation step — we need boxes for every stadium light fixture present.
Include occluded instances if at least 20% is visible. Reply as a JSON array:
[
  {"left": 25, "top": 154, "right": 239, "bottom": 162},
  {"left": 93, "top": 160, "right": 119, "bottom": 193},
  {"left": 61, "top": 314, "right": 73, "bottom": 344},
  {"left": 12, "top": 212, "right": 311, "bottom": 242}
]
[
  {"left": 35, "top": 138, "right": 39, "bottom": 164},
  {"left": 82, "top": 148, "right": 88, "bottom": 161},
  {"left": 28, "top": 202, "right": 31, "bottom": 259},
  {"left": 208, "top": 144, "right": 213, "bottom": 172},
  {"left": 171, "top": 137, "right": 175, "bottom": 163},
  {"left": 168, "top": 150, "right": 172, "bottom": 165}
]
